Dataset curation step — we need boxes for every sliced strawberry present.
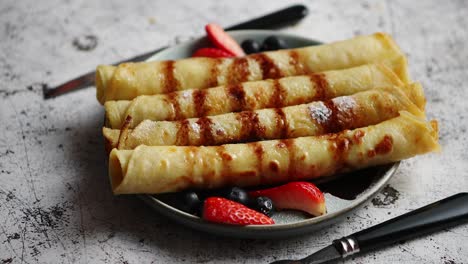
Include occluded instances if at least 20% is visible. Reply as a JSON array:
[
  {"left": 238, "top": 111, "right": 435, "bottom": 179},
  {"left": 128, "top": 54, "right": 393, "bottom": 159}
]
[
  {"left": 203, "top": 197, "right": 274, "bottom": 225},
  {"left": 192, "top": 47, "right": 235, "bottom": 58},
  {"left": 205, "top": 23, "right": 245, "bottom": 56},
  {"left": 249, "top": 182, "right": 326, "bottom": 216}
]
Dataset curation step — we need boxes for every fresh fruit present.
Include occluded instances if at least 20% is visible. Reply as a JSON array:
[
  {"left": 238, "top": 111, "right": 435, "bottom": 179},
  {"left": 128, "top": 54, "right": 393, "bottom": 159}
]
[
  {"left": 202, "top": 197, "right": 275, "bottom": 225},
  {"left": 249, "top": 182, "right": 326, "bottom": 216},
  {"left": 178, "top": 191, "right": 202, "bottom": 214},
  {"left": 205, "top": 23, "right": 245, "bottom": 56},
  {"left": 192, "top": 47, "right": 235, "bottom": 58},
  {"left": 225, "top": 187, "right": 249, "bottom": 205},
  {"left": 261, "top": 36, "right": 288, "bottom": 51},
  {"left": 241, "top": 39, "right": 261, "bottom": 54},
  {"left": 250, "top": 196, "right": 275, "bottom": 216}
]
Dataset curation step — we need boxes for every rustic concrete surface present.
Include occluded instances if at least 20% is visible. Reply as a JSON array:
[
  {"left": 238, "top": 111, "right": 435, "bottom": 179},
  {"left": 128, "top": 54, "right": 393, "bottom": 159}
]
[{"left": 1, "top": 0, "right": 467, "bottom": 263}]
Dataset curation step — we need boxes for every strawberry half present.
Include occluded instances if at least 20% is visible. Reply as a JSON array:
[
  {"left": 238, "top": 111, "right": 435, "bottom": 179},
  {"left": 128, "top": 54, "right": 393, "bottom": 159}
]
[
  {"left": 203, "top": 197, "right": 274, "bottom": 225},
  {"left": 192, "top": 47, "right": 235, "bottom": 58},
  {"left": 249, "top": 182, "right": 326, "bottom": 216},
  {"left": 205, "top": 23, "right": 245, "bottom": 56}
]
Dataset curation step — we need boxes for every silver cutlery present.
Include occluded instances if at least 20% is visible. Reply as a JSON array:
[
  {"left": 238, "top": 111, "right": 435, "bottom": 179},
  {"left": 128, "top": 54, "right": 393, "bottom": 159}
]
[{"left": 271, "top": 193, "right": 468, "bottom": 264}]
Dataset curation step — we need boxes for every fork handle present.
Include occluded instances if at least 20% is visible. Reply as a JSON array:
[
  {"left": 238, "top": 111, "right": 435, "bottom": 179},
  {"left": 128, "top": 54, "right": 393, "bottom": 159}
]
[{"left": 343, "top": 193, "right": 468, "bottom": 254}]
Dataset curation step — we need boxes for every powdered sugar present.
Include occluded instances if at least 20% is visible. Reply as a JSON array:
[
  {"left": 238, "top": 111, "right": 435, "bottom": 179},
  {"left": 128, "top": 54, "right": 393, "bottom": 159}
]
[
  {"left": 331, "top": 96, "right": 357, "bottom": 113},
  {"left": 308, "top": 101, "right": 332, "bottom": 124}
]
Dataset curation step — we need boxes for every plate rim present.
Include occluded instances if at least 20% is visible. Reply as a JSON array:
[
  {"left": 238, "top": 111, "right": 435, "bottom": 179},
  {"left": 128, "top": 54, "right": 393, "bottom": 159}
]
[
  {"left": 137, "top": 29, "right": 400, "bottom": 238},
  {"left": 145, "top": 29, "right": 323, "bottom": 62}
]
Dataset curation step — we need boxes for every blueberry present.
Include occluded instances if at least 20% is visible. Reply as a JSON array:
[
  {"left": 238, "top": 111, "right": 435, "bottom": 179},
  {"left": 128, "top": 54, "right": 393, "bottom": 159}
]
[
  {"left": 261, "top": 36, "right": 288, "bottom": 51},
  {"left": 225, "top": 187, "right": 249, "bottom": 205},
  {"left": 250, "top": 196, "right": 275, "bottom": 216},
  {"left": 178, "top": 191, "right": 202, "bottom": 215},
  {"left": 241, "top": 39, "right": 261, "bottom": 54}
]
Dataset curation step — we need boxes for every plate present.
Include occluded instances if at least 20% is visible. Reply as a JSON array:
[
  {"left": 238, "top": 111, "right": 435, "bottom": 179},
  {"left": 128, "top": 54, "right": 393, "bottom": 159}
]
[{"left": 138, "top": 30, "right": 399, "bottom": 239}]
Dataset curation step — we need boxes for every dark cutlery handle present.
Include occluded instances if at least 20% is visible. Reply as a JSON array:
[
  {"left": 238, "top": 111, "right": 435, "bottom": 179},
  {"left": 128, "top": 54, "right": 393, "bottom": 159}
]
[
  {"left": 350, "top": 193, "right": 468, "bottom": 253},
  {"left": 225, "top": 4, "right": 309, "bottom": 31}
]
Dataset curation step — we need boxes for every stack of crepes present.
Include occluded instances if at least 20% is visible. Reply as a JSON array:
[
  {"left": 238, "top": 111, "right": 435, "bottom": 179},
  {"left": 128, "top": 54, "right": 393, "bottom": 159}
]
[{"left": 97, "top": 33, "right": 440, "bottom": 195}]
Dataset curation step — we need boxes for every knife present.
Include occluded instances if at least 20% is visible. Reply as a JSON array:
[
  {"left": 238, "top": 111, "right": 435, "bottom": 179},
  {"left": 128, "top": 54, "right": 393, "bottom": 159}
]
[
  {"left": 271, "top": 192, "right": 468, "bottom": 264},
  {"left": 43, "top": 4, "right": 309, "bottom": 99}
]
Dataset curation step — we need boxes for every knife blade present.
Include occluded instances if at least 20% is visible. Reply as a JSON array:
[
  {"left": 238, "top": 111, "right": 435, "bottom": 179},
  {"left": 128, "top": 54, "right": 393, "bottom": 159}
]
[
  {"left": 270, "top": 243, "right": 344, "bottom": 264},
  {"left": 42, "top": 47, "right": 167, "bottom": 99},
  {"left": 270, "top": 192, "right": 468, "bottom": 264},
  {"left": 43, "top": 4, "right": 309, "bottom": 99}
]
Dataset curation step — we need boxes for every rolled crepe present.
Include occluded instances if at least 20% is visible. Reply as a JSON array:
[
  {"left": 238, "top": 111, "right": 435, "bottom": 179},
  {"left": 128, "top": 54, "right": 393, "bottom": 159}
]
[
  {"left": 105, "top": 63, "right": 406, "bottom": 129},
  {"left": 108, "top": 111, "right": 440, "bottom": 194},
  {"left": 97, "top": 33, "right": 409, "bottom": 104},
  {"left": 104, "top": 84, "right": 425, "bottom": 149}
]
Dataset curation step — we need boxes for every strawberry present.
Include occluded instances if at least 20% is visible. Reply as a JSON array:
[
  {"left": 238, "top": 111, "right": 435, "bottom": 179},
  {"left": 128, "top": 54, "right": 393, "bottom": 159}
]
[
  {"left": 205, "top": 23, "right": 246, "bottom": 56},
  {"left": 192, "top": 47, "right": 235, "bottom": 58},
  {"left": 249, "top": 182, "right": 326, "bottom": 216},
  {"left": 202, "top": 197, "right": 275, "bottom": 225}
]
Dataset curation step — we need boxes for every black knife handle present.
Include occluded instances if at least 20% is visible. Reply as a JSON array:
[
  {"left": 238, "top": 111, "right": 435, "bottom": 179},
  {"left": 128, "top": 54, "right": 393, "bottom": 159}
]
[
  {"left": 349, "top": 193, "right": 468, "bottom": 253},
  {"left": 225, "top": 4, "right": 309, "bottom": 31}
]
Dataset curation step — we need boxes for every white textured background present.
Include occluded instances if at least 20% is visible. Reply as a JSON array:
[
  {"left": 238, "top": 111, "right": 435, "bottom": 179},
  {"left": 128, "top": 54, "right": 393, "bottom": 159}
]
[{"left": 1, "top": 0, "right": 467, "bottom": 263}]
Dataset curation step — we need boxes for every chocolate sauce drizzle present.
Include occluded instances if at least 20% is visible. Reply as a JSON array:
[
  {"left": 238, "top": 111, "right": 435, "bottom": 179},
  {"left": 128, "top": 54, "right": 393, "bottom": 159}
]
[
  {"left": 208, "top": 59, "right": 221, "bottom": 88},
  {"left": 251, "top": 54, "right": 282, "bottom": 79},
  {"left": 217, "top": 145, "right": 233, "bottom": 186},
  {"left": 196, "top": 117, "right": 215, "bottom": 146},
  {"left": 250, "top": 142, "right": 264, "bottom": 173},
  {"left": 227, "top": 58, "right": 250, "bottom": 84},
  {"left": 274, "top": 108, "right": 289, "bottom": 138},
  {"left": 165, "top": 92, "right": 182, "bottom": 120},
  {"left": 193, "top": 89, "right": 208, "bottom": 117},
  {"left": 267, "top": 79, "right": 285, "bottom": 108},
  {"left": 227, "top": 84, "right": 247, "bottom": 112},
  {"left": 309, "top": 73, "right": 329, "bottom": 101},
  {"left": 288, "top": 50, "right": 305, "bottom": 75},
  {"left": 175, "top": 119, "right": 190, "bottom": 146},
  {"left": 236, "top": 111, "right": 266, "bottom": 141},
  {"left": 163, "top": 61, "right": 178, "bottom": 93},
  {"left": 281, "top": 139, "right": 296, "bottom": 181}
]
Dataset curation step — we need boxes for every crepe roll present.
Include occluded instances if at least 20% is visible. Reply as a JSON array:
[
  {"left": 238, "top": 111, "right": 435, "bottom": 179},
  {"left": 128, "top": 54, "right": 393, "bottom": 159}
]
[
  {"left": 108, "top": 111, "right": 439, "bottom": 194},
  {"left": 104, "top": 85, "right": 425, "bottom": 149},
  {"left": 105, "top": 63, "right": 405, "bottom": 129},
  {"left": 97, "top": 33, "right": 409, "bottom": 104}
]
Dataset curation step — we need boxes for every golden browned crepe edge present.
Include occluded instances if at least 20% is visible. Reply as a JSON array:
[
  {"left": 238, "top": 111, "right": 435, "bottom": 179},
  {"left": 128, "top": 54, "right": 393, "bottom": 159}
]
[
  {"left": 376, "top": 61, "right": 405, "bottom": 86},
  {"left": 372, "top": 32, "right": 410, "bottom": 83},
  {"left": 103, "top": 116, "right": 133, "bottom": 154},
  {"left": 96, "top": 65, "right": 117, "bottom": 104},
  {"left": 387, "top": 56, "right": 411, "bottom": 84},
  {"left": 103, "top": 127, "right": 119, "bottom": 152},
  {"left": 104, "top": 100, "right": 131, "bottom": 129},
  {"left": 400, "top": 82, "right": 426, "bottom": 110},
  {"left": 399, "top": 111, "right": 440, "bottom": 152},
  {"left": 109, "top": 149, "right": 132, "bottom": 192}
]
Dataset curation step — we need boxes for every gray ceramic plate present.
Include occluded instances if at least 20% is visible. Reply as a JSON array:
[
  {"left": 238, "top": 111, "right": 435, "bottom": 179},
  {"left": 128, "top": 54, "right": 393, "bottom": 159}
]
[{"left": 139, "top": 30, "right": 399, "bottom": 239}]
